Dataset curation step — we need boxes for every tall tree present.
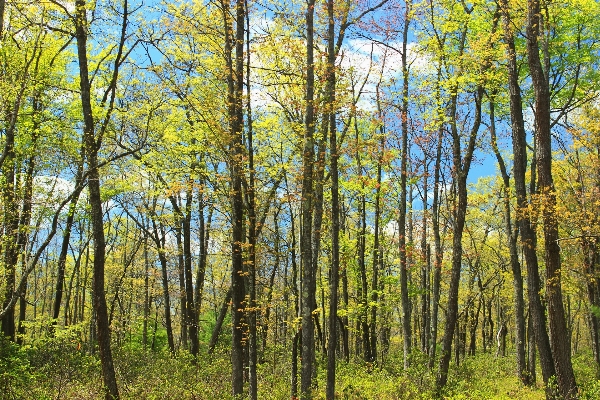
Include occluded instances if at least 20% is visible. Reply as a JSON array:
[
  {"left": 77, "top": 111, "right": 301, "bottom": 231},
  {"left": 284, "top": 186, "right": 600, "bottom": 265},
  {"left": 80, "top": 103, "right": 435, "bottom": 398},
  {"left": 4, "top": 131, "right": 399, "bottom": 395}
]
[
  {"left": 72, "top": 0, "right": 135, "bottom": 397},
  {"left": 326, "top": 0, "right": 339, "bottom": 396},
  {"left": 488, "top": 94, "right": 528, "bottom": 385},
  {"left": 499, "top": 0, "right": 555, "bottom": 388},
  {"left": 300, "top": 0, "right": 317, "bottom": 396},
  {"left": 527, "top": 0, "right": 577, "bottom": 397},
  {"left": 435, "top": 1, "right": 496, "bottom": 390},
  {"left": 398, "top": 0, "right": 413, "bottom": 370},
  {"left": 220, "top": 0, "right": 246, "bottom": 395}
]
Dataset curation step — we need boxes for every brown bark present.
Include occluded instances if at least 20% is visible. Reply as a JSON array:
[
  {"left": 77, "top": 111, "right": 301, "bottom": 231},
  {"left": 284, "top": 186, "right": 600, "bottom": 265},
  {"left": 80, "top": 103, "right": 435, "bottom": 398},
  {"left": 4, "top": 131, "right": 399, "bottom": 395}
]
[
  {"left": 326, "top": 0, "right": 340, "bottom": 396},
  {"left": 527, "top": 0, "right": 577, "bottom": 397},
  {"left": 429, "top": 114, "right": 444, "bottom": 370},
  {"left": 244, "top": 8, "right": 258, "bottom": 397},
  {"left": 398, "top": 0, "right": 412, "bottom": 370},
  {"left": 208, "top": 287, "right": 232, "bottom": 354},
  {"left": 74, "top": 0, "right": 127, "bottom": 397},
  {"left": 52, "top": 159, "right": 84, "bottom": 325},
  {"left": 220, "top": 0, "right": 246, "bottom": 395},
  {"left": 301, "top": 0, "right": 316, "bottom": 397},
  {"left": 500, "top": 0, "right": 555, "bottom": 388},
  {"left": 436, "top": 29, "right": 484, "bottom": 388},
  {"left": 489, "top": 93, "right": 529, "bottom": 384}
]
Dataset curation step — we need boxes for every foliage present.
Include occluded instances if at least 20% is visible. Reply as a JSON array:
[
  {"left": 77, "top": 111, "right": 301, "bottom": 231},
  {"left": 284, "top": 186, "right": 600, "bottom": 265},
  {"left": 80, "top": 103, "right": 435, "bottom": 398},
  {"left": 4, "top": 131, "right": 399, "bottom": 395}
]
[
  {"left": 1, "top": 0, "right": 600, "bottom": 398},
  {"left": 0, "top": 336, "right": 39, "bottom": 400}
]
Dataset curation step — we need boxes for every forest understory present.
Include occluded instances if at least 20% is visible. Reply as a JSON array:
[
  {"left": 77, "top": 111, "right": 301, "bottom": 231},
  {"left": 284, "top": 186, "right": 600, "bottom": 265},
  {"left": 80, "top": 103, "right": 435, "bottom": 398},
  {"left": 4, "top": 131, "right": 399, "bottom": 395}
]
[
  {"left": 3, "top": 333, "right": 600, "bottom": 399},
  {"left": 0, "top": 337, "right": 600, "bottom": 400}
]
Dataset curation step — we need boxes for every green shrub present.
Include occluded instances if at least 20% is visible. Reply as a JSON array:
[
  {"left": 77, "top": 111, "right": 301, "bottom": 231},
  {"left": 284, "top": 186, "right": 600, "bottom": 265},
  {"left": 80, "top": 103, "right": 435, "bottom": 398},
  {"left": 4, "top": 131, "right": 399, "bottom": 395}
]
[{"left": 0, "top": 335, "right": 39, "bottom": 400}]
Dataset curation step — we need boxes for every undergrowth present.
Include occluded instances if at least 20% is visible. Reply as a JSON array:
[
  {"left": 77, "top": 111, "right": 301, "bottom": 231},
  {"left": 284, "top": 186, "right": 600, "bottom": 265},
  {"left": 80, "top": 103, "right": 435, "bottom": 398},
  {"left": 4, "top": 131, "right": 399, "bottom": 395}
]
[{"left": 2, "top": 334, "right": 600, "bottom": 399}]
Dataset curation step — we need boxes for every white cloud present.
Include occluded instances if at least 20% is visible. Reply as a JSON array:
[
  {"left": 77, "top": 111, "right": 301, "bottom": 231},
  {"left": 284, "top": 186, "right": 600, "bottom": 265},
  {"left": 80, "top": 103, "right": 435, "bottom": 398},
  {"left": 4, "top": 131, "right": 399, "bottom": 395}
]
[
  {"left": 31, "top": 176, "right": 83, "bottom": 221},
  {"left": 339, "top": 39, "right": 433, "bottom": 111}
]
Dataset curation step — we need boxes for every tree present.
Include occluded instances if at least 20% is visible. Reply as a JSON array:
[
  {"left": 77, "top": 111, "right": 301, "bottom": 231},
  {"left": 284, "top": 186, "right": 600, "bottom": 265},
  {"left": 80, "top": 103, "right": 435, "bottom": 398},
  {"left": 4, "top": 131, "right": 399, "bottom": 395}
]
[
  {"left": 527, "top": 0, "right": 577, "bottom": 397},
  {"left": 397, "top": 0, "right": 413, "bottom": 370},
  {"left": 219, "top": 0, "right": 246, "bottom": 395},
  {"left": 432, "top": 0, "right": 497, "bottom": 391},
  {"left": 325, "top": 0, "right": 339, "bottom": 396},
  {"left": 488, "top": 93, "right": 529, "bottom": 384},
  {"left": 300, "top": 0, "right": 317, "bottom": 396},
  {"left": 71, "top": 0, "right": 137, "bottom": 397}
]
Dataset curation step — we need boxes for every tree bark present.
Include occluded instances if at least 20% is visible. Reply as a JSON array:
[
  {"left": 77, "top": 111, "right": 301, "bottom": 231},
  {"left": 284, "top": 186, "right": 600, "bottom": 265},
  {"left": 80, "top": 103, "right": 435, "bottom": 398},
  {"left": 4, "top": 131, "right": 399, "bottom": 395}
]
[
  {"left": 220, "top": 0, "right": 246, "bottom": 394},
  {"left": 175, "top": 223, "right": 187, "bottom": 348},
  {"left": 147, "top": 206, "right": 176, "bottom": 354},
  {"left": 301, "top": 0, "right": 316, "bottom": 397},
  {"left": 489, "top": 93, "right": 528, "bottom": 385},
  {"left": 326, "top": 0, "right": 340, "bottom": 396},
  {"left": 182, "top": 188, "right": 198, "bottom": 357},
  {"left": 398, "top": 0, "right": 412, "bottom": 369},
  {"left": 208, "top": 287, "right": 232, "bottom": 355},
  {"left": 74, "top": 0, "right": 127, "bottom": 397},
  {"left": 52, "top": 159, "right": 84, "bottom": 326},
  {"left": 436, "top": 55, "right": 483, "bottom": 392},
  {"left": 429, "top": 124, "right": 443, "bottom": 365},
  {"left": 527, "top": 1, "right": 577, "bottom": 397},
  {"left": 500, "top": 0, "right": 555, "bottom": 388}
]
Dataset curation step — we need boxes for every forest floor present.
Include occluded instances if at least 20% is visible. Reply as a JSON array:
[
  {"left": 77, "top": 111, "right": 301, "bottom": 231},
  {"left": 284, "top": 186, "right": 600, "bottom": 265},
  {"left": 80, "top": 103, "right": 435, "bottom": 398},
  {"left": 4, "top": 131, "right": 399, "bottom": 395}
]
[{"left": 2, "top": 335, "right": 600, "bottom": 399}]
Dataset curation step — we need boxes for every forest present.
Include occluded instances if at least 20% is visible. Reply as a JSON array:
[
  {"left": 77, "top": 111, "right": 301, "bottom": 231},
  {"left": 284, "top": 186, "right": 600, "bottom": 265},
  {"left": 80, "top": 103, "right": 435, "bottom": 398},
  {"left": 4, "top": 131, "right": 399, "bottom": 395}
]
[{"left": 1, "top": 0, "right": 600, "bottom": 399}]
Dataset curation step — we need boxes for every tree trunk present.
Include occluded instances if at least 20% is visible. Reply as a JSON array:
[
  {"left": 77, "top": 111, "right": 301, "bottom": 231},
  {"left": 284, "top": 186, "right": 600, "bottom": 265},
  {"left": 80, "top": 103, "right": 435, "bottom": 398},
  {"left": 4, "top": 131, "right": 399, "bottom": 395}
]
[
  {"left": 326, "top": 0, "right": 340, "bottom": 395},
  {"left": 301, "top": 0, "right": 316, "bottom": 397},
  {"left": 398, "top": 0, "right": 412, "bottom": 369},
  {"left": 428, "top": 69, "right": 444, "bottom": 370},
  {"left": 527, "top": 1, "right": 577, "bottom": 397},
  {"left": 219, "top": 0, "right": 246, "bottom": 395},
  {"left": 436, "top": 75, "right": 483, "bottom": 392},
  {"left": 195, "top": 198, "right": 211, "bottom": 340},
  {"left": 75, "top": 1, "right": 123, "bottom": 397},
  {"left": 500, "top": 0, "right": 555, "bottom": 388},
  {"left": 149, "top": 212, "right": 175, "bottom": 354},
  {"left": 175, "top": 221, "right": 187, "bottom": 348},
  {"left": 1, "top": 107, "right": 18, "bottom": 341},
  {"left": 356, "top": 155, "right": 371, "bottom": 362},
  {"left": 528, "top": 308, "right": 537, "bottom": 384},
  {"left": 489, "top": 92, "right": 528, "bottom": 384},
  {"left": 52, "top": 161, "right": 84, "bottom": 326},
  {"left": 183, "top": 189, "right": 198, "bottom": 357},
  {"left": 143, "top": 235, "right": 149, "bottom": 349},
  {"left": 208, "top": 287, "right": 232, "bottom": 354}
]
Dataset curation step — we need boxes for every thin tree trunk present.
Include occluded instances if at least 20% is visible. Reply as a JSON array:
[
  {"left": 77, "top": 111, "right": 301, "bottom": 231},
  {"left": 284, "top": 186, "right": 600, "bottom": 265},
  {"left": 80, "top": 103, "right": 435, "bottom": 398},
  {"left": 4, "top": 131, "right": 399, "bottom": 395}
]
[
  {"left": 528, "top": 308, "right": 537, "bottom": 384},
  {"left": 175, "top": 222, "right": 187, "bottom": 348},
  {"left": 284, "top": 170, "right": 301, "bottom": 398},
  {"left": 52, "top": 163, "right": 84, "bottom": 325},
  {"left": 326, "top": 0, "right": 340, "bottom": 395},
  {"left": 75, "top": 1, "right": 123, "bottom": 397},
  {"left": 245, "top": 13, "right": 258, "bottom": 393},
  {"left": 0, "top": 0, "right": 5, "bottom": 38},
  {"left": 398, "top": 0, "right": 412, "bottom": 369},
  {"left": 183, "top": 188, "right": 198, "bottom": 357},
  {"left": 208, "top": 287, "right": 232, "bottom": 354},
  {"left": 428, "top": 69, "right": 444, "bottom": 371},
  {"left": 1, "top": 106, "right": 18, "bottom": 341},
  {"left": 195, "top": 198, "right": 211, "bottom": 336},
  {"left": 489, "top": 93, "right": 528, "bottom": 384},
  {"left": 220, "top": 0, "right": 246, "bottom": 394},
  {"left": 148, "top": 210, "right": 176, "bottom": 354},
  {"left": 143, "top": 235, "right": 149, "bottom": 349},
  {"left": 436, "top": 70, "right": 484, "bottom": 395},
  {"left": 301, "top": 0, "right": 316, "bottom": 396}
]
